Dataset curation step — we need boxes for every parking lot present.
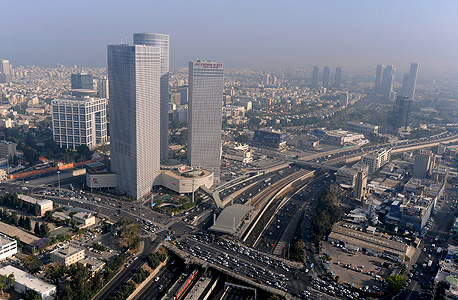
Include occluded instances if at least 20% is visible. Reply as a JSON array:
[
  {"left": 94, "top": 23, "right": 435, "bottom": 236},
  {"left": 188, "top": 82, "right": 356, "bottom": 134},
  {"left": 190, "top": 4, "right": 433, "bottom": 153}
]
[{"left": 322, "top": 241, "right": 391, "bottom": 294}]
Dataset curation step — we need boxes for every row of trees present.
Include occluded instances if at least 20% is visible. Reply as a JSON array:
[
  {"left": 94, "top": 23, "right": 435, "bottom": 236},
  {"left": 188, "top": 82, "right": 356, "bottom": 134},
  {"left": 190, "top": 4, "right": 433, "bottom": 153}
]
[
  {"left": 312, "top": 189, "right": 343, "bottom": 245},
  {"left": 0, "top": 208, "right": 32, "bottom": 231},
  {"left": 132, "top": 268, "right": 150, "bottom": 284},
  {"left": 33, "top": 222, "right": 50, "bottom": 238},
  {"left": 111, "top": 281, "right": 136, "bottom": 300},
  {"left": 0, "top": 193, "right": 40, "bottom": 216},
  {"left": 148, "top": 251, "right": 167, "bottom": 269}
]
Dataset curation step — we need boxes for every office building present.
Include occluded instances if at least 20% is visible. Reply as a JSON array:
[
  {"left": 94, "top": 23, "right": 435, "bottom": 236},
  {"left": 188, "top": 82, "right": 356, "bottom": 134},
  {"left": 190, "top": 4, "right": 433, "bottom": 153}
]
[
  {"left": 51, "top": 90, "right": 107, "bottom": 150},
  {"left": 386, "top": 95, "right": 412, "bottom": 134},
  {"left": 311, "top": 66, "right": 319, "bottom": 87},
  {"left": 405, "top": 63, "right": 419, "bottom": 99},
  {"left": 223, "top": 144, "right": 253, "bottom": 164},
  {"left": 361, "top": 148, "right": 392, "bottom": 173},
  {"left": 71, "top": 72, "right": 94, "bottom": 90},
  {"left": 72, "top": 212, "right": 96, "bottom": 228},
  {"left": 353, "top": 168, "right": 368, "bottom": 201},
  {"left": 340, "top": 92, "right": 349, "bottom": 106},
  {"left": 347, "top": 121, "right": 379, "bottom": 135},
  {"left": 0, "top": 233, "right": 17, "bottom": 261},
  {"left": 334, "top": 67, "right": 342, "bottom": 88},
  {"left": 50, "top": 246, "right": 85, "bottom": 267},
  {"left": 322, "top": 66, "right": 330, "bottom": 88},
  {"left": 401, "top": 73, "right": 410, "bottom": 97},
  {"left": 253, "top": 129, "right": 286, "bottom": 148},
  {"left": 381, "top": 65, "right": 395, "bottom": 100},
  {"left": 187, "top": 61, "right": 224, "bottom": 182},
  {"left": 133, "top": 33, "right": 170, "bottom": 161},
  {"left": 18, "top": 195, "right": 53, "bottom": 216},
  {"left": 0, "top": 265, "right": 56, "bottom": 299},
  {"left": 413, "top": 149, "right": 435, "bottom": 179},
  {"left": 328, "top": 222, "right": 413, "bottom": 262},
  {"left": 373, "top": 64, "right": 384, "bottom": 94},
  {"left": 0, "top": 140, "right": 16, "bottom": 160},
  {"left": 97, "top": 76, "right": 109, "bottom": 100},
  {"left": 0, "top": 60, "right": 11, "bottom": 84},
  {"left": 108, "top": 43, "right": 161, "bottom": 199}
]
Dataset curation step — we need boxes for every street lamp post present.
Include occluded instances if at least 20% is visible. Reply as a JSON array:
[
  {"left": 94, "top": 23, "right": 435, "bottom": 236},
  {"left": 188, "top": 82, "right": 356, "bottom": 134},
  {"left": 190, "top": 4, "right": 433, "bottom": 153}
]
[{"left": 57, "top": 171, "right": 61, "bottom": 198}]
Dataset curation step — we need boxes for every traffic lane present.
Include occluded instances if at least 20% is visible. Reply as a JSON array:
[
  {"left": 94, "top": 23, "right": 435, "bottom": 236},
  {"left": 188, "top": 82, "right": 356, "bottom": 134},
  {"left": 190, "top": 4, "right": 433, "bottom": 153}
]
[
  {"left": 94, "top": 237, "right": 153, "bottom": 300},
  {"left": 256, "top": 177, "right": 329, "bottom": 253},
  {"left": 180, "top": 238, "right": 316, "bottom": 296},
  {"left": 94, "top": 255, "right": 145, "bottom": 300},
  {"left": 135, "top": 259, "right": 185, "bottom": 300}
]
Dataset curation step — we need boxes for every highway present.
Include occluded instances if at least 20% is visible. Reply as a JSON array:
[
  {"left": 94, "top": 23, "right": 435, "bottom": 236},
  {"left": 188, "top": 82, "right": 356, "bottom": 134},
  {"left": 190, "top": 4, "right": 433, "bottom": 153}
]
[
  {"left": 133, "top": 258, "right": 185, "bottom": 300},
  {"left": 254, "top": 174, "right": 331, "bottom": 254},
  {"left": 93, "top": 237, "right": 157, "bottom": 300}
]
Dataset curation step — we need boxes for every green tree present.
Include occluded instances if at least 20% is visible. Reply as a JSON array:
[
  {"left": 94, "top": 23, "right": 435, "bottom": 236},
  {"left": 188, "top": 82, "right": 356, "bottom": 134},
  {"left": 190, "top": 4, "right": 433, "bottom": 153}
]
[
  {"left": 76, "top": 145, "right": 92, "bottom": 160},
  {"left": 25, "top": 217, "right": 32, "bottom": 230},
  {"left": 39, "top": 222, "right": 50, "bottom": 237},
  {"left": 10, "top": 211, "right": 18, "bottom": 226},
  {"left": 34, "top": 222, "right": 40, "bottom": 236},
  {"left": 43, "top": 210, "right": 54, "bottom": 222},
  {"left": 45, "top": 263, "right": 66, "bottom": 286},
  {"left": 386, "top": 274, "right": 407, "bottom": 292},
  {"left": 21, "top": 255, "right": 42, "bottom": 274},
  {"left": 23, "top": 289, "right": 41, "bottom": 300}
]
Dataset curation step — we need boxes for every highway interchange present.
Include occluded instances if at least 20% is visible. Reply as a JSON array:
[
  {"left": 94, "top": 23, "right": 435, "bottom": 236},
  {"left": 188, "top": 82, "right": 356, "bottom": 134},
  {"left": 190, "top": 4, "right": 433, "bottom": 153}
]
[{"left": 2, "top": 132, "right": 458, "bottom": 299}]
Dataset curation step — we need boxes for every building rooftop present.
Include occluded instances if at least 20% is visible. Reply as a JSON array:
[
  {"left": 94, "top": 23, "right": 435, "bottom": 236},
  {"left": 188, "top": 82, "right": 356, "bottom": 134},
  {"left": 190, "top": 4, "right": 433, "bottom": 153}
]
[
  {"left": 73, "top": 212, "right": 93, "bottom": 220},
  {"left": 0, "top": 233, "right": 16, "bottom": 247},
  {"left": 330, "top": 222, "right": 409, "bottom": 256},
  {"left": 209, "top": 204, "right": 254, "bottom": 235},
  {"left": 52, "top": 246, "right": 83, "bottom": 258},
  {"left": 0, "top": 265, "right": 56, "bottom": 295}
]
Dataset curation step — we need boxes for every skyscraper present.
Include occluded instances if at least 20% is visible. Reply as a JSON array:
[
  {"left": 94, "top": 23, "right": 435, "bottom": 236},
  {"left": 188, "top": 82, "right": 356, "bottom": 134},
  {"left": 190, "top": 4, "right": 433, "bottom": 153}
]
[
  {"left": 188, "top": 61, "right": 224, "bottom": 182},
  {"left": 133, "top": 33, "right": 170, "bottom": 161},
  {"left": 311, "top": 66, "right": 319, "bottom": 87},
  {"left": 401, "top": 73, "right": 409, "bottom": 97},
  {"left": 334, "top": 67, "right": 342, "bottom": 88},
  {"left": 97, "top": 77, "right": 109, "bottom": 101},
  {"left": 108, "top": 43, "right": 161, "bottom": 200},
  {"left": 406, "top": 63, "right": 419, "bottom": 99},
  {"left": 386, "top": 95, "right": 412, "bottom": 134},
  {"left": 381, "top": 65, "right": 395, "bottom": 100},
  {"left": 353, "top": 168, "right": 368, "bottom": 201},
  {"left": 322, "top": 66, "right": 330, "bottom": 88},
  {"left": 373, "top": 64, "right": 385, "bottom": 94},
  {"left": 0, "top": 60, "right": 11, "bottom": 84},
  {"left": 71, "top": 73, "right": 94, "bottom": 90}
]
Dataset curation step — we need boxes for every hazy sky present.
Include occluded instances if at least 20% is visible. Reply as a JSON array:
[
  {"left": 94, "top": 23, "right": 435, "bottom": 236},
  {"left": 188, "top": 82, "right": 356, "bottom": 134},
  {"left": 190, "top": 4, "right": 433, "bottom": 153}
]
[{"left": 2, "top": 0, "right": 458, "bottom": 72}]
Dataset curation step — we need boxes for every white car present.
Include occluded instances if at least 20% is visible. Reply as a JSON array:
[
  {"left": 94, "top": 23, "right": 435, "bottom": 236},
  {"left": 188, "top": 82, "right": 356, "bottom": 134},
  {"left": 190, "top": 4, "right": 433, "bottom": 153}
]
[{"left": 155, "top": 276, "right": 160, "bottom": 282}]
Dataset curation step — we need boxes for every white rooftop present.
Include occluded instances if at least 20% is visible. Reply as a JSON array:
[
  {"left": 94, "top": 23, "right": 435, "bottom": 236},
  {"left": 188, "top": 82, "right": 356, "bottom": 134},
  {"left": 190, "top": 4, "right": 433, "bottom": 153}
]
[{"left": 0, "top": 265, "right": 56, "bottom": 295}]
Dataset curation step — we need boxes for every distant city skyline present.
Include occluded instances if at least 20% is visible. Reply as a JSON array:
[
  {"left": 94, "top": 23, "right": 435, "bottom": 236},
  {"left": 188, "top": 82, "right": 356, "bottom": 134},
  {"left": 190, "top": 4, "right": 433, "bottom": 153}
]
[{"left": 1, "top": 1, "right": 458, "bottom": 72}]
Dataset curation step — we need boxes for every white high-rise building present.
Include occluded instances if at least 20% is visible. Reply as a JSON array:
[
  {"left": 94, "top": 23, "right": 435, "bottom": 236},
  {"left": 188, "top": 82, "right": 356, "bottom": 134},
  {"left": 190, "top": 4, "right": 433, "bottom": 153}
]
[
  {"left": 108, "top": 44, "right": 161, "bottom": 200},
  {"left": 133, "top": 33, "right": 170, "bottom": 161},
  {"left": 97, "top": 76, "right": 109, "bottom": 101},
  {"left": 51, "top": 90, "right": 107, "bottom": 150},
  {"left": 188, "top": 61, "right": 224, "bottom": 182}
]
